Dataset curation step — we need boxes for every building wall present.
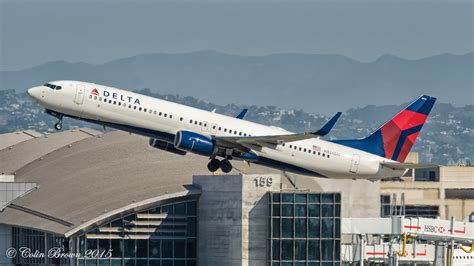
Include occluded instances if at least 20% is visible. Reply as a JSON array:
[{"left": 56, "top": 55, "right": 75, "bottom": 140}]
[
  {"left": 193, "top": 174, "right": 244, "bottom": 266},
  {"left": 380, "top": 166, "right": 474, "bottom": 220},
  {"left": 193, "top": 174, "right": 281, "bottom": 266}
]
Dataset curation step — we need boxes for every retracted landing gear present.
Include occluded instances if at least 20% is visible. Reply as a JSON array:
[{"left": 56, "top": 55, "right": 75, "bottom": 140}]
[{"left": 54, "top": 114, "right": 63, "bottom": 131}]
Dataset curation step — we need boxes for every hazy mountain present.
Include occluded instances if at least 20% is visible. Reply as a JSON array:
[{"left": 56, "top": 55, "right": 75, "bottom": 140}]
[{"left": 0, "top": 51, "right": 472, "bottom": 113}]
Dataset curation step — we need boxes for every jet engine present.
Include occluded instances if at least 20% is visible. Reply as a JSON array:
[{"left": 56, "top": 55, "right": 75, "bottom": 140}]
[
  {"left": 149, "top": 138, "right": 187, "bottom": 155},
  {"left": 174, "top": 130, "right": 215, "bottom": 156}
]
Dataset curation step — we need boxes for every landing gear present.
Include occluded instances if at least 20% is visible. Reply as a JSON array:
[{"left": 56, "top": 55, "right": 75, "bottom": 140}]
[
  {"left": 207, "top": 158, "right": 220, "bottom": 172},
  {"left": 54, "top": 122, "right": 63, "bottom": 131},
  {"left": 54, "top": 114, "right": 63, "bottom": 131},
  {"left": 219, "top": 159, "right": 233, "bottom": 173}
]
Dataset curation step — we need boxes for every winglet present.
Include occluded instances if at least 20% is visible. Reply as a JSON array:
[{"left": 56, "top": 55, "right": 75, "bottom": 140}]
[
  {"left": 236, "top": 109, "right": 248, "bottom": 119},
  {"left": 313, "top": 112, "right": 342, "bottom": 136}
]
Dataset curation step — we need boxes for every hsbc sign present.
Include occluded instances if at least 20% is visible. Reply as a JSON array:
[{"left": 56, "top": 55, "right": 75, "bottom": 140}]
[{"left": 423, "top": 225, "right": 445, "bottom": 234}]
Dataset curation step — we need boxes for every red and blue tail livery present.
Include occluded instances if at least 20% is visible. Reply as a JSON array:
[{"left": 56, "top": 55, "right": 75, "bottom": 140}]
[{"left": 334, "top": 95, "right": 436, "bottom": 162}]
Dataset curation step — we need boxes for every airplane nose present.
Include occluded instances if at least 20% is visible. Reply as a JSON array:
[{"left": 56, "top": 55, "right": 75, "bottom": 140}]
[{"left": 27, "top": 86, "right": 43, "bottom": 101}]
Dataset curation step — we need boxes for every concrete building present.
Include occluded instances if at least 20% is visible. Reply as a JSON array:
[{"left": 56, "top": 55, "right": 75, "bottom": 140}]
[
  {"left": 0, "top": 129, "right": 472, "bottom": 265},
  {"left": 380, "top": 153, "right": 474, "bottom": 221}
]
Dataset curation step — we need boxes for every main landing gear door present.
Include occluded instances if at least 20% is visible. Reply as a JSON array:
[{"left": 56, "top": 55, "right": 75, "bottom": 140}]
[
  {"left": 74, "top": 84, "right": 85, "bottom": 105},
  {"left": 349, "top": 154, "right": 360, "bottom": 174}
]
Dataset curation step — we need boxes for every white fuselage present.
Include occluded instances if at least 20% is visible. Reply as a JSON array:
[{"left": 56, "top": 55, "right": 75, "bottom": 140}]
[{"left": 27, "top": 80, "right": 405, "bottom": 180}]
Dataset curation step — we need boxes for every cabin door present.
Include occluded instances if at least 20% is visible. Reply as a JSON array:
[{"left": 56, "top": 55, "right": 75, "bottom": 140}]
[{"left": 74, "top": 84, "right": 85, "bottom": 105}]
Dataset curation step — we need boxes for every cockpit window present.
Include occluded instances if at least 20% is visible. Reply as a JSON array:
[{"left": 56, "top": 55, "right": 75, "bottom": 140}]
[{"left": 44, "top": 83, "right": 61, "bottom": 90}]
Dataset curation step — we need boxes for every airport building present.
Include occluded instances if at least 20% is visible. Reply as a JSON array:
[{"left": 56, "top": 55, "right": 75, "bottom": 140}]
[{"left": 0, "top": 129, "right": 473, "bottom": 265}]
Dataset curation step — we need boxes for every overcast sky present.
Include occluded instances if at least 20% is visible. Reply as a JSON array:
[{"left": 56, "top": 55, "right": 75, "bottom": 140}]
[{"left": 0, "top": 0, "right": 472, "bottom": 71}]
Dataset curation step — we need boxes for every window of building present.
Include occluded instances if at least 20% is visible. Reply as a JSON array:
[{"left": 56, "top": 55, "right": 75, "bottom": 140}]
[
  {"left": 270, "top": 192, "right": 341, "bottom": 264},
  {"left": 76, "top": 200, "right": 198, "bottom": 265},
  {"left": 380, "top": 195, "right": 391, "bottom": 217},
  {"left": 445, "top": 189, "right": 474, "bottom": 199}
]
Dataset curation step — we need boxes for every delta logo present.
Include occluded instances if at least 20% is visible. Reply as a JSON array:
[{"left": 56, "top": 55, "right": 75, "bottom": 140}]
[{"left": 91, "top": 88, "right": 141, "bottom": 105}]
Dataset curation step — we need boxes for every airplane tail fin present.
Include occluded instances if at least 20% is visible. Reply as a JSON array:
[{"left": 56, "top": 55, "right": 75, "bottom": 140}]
[{"left": 333, "top": 95, "right": 436, "bottom": 162}]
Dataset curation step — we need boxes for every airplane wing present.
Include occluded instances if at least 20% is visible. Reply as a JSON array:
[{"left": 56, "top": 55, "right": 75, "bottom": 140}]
[
  {"left": 214, "top": 112, "right": 342, "bottom": 150},
  {"left": 381, "top": 162, "right": 438, "bottom": 170}
]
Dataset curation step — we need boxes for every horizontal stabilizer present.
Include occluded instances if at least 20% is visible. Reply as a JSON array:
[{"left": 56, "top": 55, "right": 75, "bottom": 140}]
[
  {"left": 381, "top": 162, "right": 438, "bottom": 170},
  {"left": 236, "top": 109, "right": 248, "bottom": 119}
]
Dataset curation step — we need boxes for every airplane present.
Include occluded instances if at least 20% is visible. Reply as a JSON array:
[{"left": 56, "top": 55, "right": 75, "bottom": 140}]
[{"left": 27, "top": 80, "right": 436, "bottom": 180}]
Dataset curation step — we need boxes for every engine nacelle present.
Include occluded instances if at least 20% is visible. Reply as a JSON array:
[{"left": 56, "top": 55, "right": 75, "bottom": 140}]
[
  {"left": 149, "top": 138, "right": 187, "bottom": 155},
  {"left": 174, "top": 130, "right": 215, "bottom": 156}
]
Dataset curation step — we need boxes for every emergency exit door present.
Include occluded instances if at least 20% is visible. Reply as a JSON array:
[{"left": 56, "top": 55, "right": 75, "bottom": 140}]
[{"left": 349, "top": 154, "right": 360, "bottom": 174}]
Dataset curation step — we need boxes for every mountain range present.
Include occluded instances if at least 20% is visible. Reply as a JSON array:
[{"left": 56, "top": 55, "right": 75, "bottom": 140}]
[{"left": 0, "top": 51, "right": 472, "bottom": 113}]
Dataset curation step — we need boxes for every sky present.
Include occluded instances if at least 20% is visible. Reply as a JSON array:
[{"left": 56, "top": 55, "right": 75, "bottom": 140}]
[{"left": 0, "top": 0, "right": 472, "bottom": 71}]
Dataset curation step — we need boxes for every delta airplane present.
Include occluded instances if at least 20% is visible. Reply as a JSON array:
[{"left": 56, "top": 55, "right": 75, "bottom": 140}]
[{"left": 27, "top": 81, "right": 436, "bottom": 180}]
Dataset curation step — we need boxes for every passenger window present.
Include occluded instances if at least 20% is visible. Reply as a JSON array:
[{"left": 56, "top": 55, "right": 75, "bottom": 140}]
[
  {"left": 160, "top": 112, "right": 163, "bottom": 116},
  {"left": 139, "top": 107, "right": 142, "bottom": 111},
  {"left": 104, "top": 98, "right": 107, "bottom": 102},
  {"left": 89, "top": 95, "right": 92, "bottom": 99},
  {"left": 170, "top": 115, "right": 173, "bottom": 119},
  {"left": 219, "top": 127, "right": 222, "bottom": 131},
  {"left": 180, "top": 117, "right": 183, "bottom": 121},
  {"left": 224, "top": 128, "right": 227, "bottom": 132},
  {"left": 154, "top": 110, "right": 157, "bottom": 115},
  {"left": 239, "top": 132, "right": 242, "bottom": 136},
  {"left": 164, "top": 113, "right": 167, "bottom": 117},
  {"left": 194, "top": 121, "right": 197, "bottom": 125},
  {"left": 118, "top": 102, "right": 121, "bottom": 106},
  {"left": 304, "top": 148, "right": 307, "bottom": 152},
  {"left": 129, "top": 105, "right": 132, "bottom": 108},
  {"left": 189, "top": 119, "right": 192, "bottom": 123},
  {"left": 289, "top": 145, "right": 292, "bottom": 148},
  {"left": 199, "top": 122, "right": 202, "bottom": 126},
  {"left": 94, "top": 96, "right": 97, "bottom": 100},
  {"left": 144, "top": 108, "right": 147, "bottom": 112},
  {"left": 299, "top": 147, "right": 302, "bottom": 151},
  {"left": 113, "top": 101, "right": 116, "bottom": 105},
  {"left": 134, "top": 106, "right": 137, "bottom": 110}
]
